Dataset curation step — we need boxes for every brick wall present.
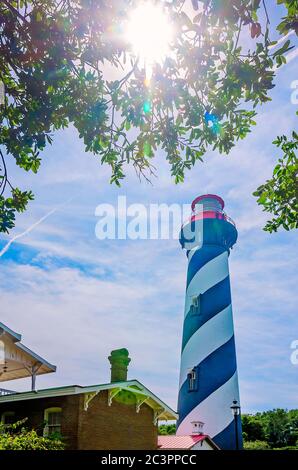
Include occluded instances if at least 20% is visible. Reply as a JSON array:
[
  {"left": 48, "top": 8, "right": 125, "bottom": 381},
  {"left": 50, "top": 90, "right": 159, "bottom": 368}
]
[
  {"left": 0, "top": 390, "right": 158, "bottom": 450},
  {"left": 0, "top": 395, "right": 80, "bottom": 449},
  {"left": 77, "top": 390, "right": 158, "bottom": 450}
]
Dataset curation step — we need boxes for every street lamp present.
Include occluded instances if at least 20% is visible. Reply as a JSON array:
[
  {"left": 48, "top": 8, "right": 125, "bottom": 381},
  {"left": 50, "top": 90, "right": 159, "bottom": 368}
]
[{"left": 230, "top": 399, "right": 241, "bottom": 450}]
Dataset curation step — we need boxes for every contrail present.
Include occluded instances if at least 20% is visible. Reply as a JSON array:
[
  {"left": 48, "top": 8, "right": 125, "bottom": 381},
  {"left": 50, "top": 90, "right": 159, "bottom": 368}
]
[
  {"left": 284, "top": 47, "right": 298, "bottom": 65},
  {"left": 0, "top": 197, "right": 74, "bottom": 258},
  {"left": 269, "top": 30, "right": 295, "bottom": 50},
  {"left": 273, "top": 46, "right": 298, "bottom": 71},
  {"left": 271, "top": 31, "right": 298, "bottom": 71}
]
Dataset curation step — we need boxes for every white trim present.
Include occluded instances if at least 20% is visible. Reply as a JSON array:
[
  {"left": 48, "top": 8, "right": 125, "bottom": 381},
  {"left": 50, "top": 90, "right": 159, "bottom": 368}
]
[
  {"left": 0, "top": 322, "right": 55, "bottom": 370},
  {"left": 108, "top": 388, "right": 121, "bottom": 406},
  {"left": 84, "top": 391, "right": 100, "bottom": 411},
  {"left": 16, "top": 343, "right": 56, "bottom": 372},
  {"left": 136, "top": 396, "right": 149, "bottom": 413},
  {"left": 0, "top": 323, "right": 21, "bottom": 342}
]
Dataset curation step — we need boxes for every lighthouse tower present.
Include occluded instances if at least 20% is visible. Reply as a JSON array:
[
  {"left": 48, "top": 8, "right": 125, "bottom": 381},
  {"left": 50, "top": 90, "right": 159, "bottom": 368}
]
[{"left": 177, "top": 194, "right": 242, "bottom": 450}]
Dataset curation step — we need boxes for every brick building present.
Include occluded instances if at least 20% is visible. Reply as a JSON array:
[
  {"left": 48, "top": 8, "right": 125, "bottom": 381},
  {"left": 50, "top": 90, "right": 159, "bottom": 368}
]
[{"left": 0, "top": 344, "right": 177, "bottom": 450}]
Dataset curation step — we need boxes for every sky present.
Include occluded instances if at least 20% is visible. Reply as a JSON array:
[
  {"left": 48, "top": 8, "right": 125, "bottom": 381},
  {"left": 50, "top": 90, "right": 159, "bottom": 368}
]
[{"left": 0, "top": 1, "right": 297, "bottom": 414}]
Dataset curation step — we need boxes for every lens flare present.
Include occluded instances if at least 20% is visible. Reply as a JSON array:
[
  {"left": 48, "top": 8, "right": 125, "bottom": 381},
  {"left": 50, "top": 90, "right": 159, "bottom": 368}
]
[
  {"left": 204, "top": 111, "right": 222, "bottom": 135},
  {"left": 125, "top": 2, "right": 173, "bottom": 65},
  {"left": 143, "top": 100, "right": 151, "bottom": 113}
]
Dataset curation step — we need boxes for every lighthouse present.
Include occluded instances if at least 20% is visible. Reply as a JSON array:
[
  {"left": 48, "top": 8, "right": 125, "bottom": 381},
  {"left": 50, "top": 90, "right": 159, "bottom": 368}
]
[{"left": 177, "top": 194, "right": 243, "bottom": 450}]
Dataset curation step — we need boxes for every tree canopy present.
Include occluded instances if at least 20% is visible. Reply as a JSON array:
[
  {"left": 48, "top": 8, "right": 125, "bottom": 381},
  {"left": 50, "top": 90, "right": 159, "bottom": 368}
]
[
  {"left": 0, "top": 0, "right": 297, "bottom": 233},
  {"left": 242, "top": 408, "right": 298, "bottom": 449}
]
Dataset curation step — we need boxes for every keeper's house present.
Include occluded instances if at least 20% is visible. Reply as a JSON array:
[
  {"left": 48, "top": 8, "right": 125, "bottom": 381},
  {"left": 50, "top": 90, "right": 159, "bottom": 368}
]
[{"left": 0, "top": 322, "right": 176, "bottom": 449}]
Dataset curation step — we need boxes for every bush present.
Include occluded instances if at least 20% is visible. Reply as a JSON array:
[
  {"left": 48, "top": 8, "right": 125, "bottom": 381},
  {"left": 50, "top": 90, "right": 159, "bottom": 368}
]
[
  {"left": 0, "top": 420, "right": 64, "bottom": 450},
  {"left": 158, "top": 424, "right": 176, "bottom": 435},
  {"left": 244, "top": 440, "right": 270, "bottom": 450}
]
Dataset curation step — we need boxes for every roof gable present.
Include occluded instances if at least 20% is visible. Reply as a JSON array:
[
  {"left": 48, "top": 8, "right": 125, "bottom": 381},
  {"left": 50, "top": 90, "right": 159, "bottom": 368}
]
[{"left": 0, "top": 322, "right": 56, "bottom": 382}]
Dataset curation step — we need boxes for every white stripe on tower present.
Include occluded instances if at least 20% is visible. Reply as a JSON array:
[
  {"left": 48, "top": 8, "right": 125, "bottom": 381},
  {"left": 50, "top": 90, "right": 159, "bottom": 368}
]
[
  {"left": 184, "top": 251, "right": 229, "bottom": 317},
  {"left": 179, "top": 303, "right": 234, "bottom": 387},
  {"left": 177, "top": 371, "right": 240, "bottom": 438}
]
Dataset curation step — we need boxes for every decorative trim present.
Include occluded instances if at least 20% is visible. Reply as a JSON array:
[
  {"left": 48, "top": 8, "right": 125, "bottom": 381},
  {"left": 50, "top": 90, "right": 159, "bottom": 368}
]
[
  {"left": 84, "top": 391, "right": 100, "bottom": 411},
  {"left": 136, "top": 396, "right": 149, "bottom": 413},
  {"left": 153, "top": 408, "right": 166, "bottom": 425},
  {"left": 108, "top": 388, "right": 121, "bottom": 406}
]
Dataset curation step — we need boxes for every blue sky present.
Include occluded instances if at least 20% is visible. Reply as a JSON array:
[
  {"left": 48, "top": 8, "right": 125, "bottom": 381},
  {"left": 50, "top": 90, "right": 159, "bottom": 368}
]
[{"left": 0, "top": 1, "right": 297, "bottom": 413}]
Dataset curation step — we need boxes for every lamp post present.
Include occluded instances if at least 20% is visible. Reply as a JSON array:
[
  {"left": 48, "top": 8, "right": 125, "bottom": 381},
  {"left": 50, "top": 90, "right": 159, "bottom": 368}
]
[{"left": 230, "top": 399, "right": 241, "bottom": 450}]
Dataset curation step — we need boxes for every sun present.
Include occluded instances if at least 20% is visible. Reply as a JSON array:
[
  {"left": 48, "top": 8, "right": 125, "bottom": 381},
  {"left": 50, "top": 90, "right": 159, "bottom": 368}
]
[{"left": 125, "top": 2, "right": 173, "bottom": 66}]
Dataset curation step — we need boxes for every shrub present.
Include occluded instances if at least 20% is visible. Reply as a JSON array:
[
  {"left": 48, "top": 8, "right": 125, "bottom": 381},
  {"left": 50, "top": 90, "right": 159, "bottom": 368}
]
[
  {"left": 244, "top": 440, "right": 270, "bottom": 450},
  {"left": 0, "top": 419, "right": 64, "bottom": 450},
  {"left": 158, "top": 424, "right": 176, "bottom": 435}
]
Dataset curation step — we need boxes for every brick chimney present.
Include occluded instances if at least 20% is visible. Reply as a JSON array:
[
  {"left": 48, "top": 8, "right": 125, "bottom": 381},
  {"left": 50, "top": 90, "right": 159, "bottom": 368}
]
[{"left": 108, "top": 348, "right": 131, "bottom": 383}]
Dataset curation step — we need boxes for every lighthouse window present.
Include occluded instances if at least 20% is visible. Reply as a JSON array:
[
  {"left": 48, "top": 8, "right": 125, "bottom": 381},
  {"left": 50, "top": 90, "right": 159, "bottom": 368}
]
[
  {"left": 188, "top": 368, "right": 198, "bottom": 392},
  {"left": 191, "top": 295, "right": 201, "bottom": 314}
]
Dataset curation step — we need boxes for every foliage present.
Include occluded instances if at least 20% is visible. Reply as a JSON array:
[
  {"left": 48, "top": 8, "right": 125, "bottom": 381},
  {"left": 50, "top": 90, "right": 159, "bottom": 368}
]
[
  {"left": 0, "top": 0, "right": 297, "bottom": 232},
  {"left": 276, "top": 0, "right": 298, "bottom": 36},
  {"left": 158, "top": 423, "right": 176, "bottom": 435},
  {"left": 244, "top": 440, "right": 270, "bottom": 450},
  {"left": 242, "top": 414, "right": 265, "bottom": 441},
  {"left": 262, "top": 409, "right": 298, "bottom": 448},
  {"left": 242, "top": 409, "right": 298, "bottom": 449},
  {"left": 253, "top": 132, "right": 298, "bottom": 232},
  {"left": 0, "top": 419, "right": 65, "bottom": 450},
  {"left": 252, "top": 0, "right": 298, "bottom": 231}
]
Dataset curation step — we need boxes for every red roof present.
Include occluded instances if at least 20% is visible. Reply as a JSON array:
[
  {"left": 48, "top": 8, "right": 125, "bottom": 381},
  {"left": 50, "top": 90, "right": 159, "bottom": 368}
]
[{"left": 158, "top": 435, "right": 218, "bottom": 450}]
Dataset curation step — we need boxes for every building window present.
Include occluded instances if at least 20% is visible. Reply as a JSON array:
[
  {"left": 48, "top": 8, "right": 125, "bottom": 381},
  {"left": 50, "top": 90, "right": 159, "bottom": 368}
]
[
  {"left": 44, "top": 408, "right": 62, "bottom": 437},
  {"left": 187, "top": 367, "right": 199, "bottom": 392},
  {"left": 1, "top": 411, "right": 15, "bottom": 425}
]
